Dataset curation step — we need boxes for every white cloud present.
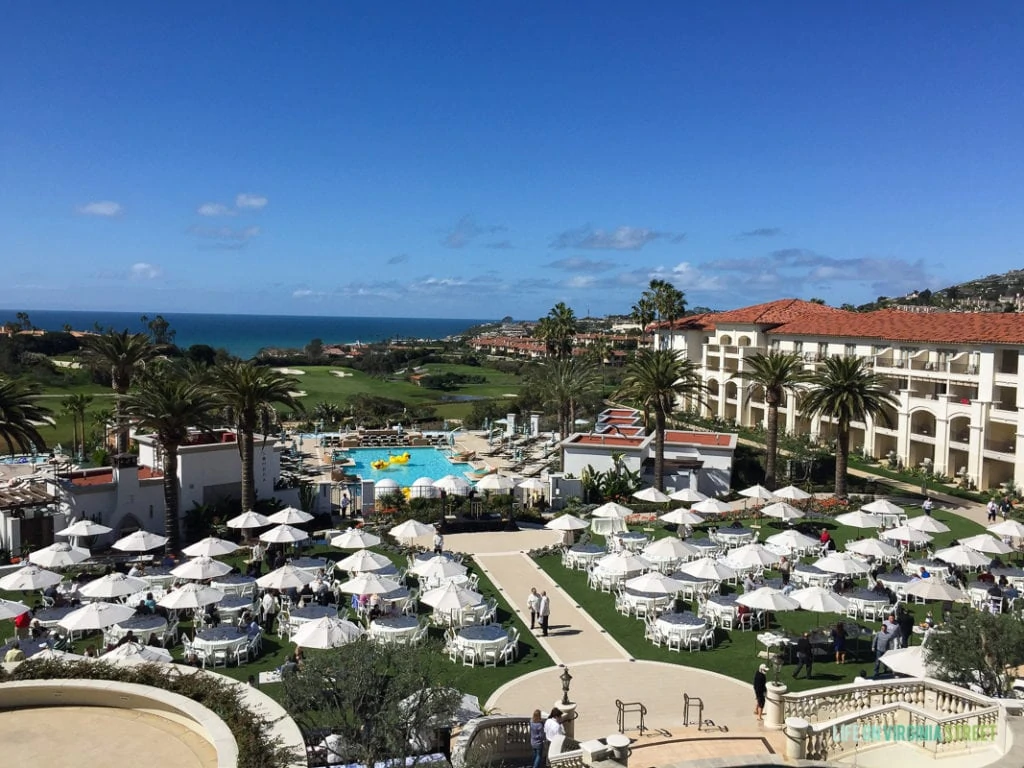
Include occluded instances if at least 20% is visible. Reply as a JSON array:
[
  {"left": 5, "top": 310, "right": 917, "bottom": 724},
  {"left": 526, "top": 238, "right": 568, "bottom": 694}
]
[
  {"left": 197, "top": 202, "right": 235, "bottom": 217},
  {"left": 130, "top": 262, "right": 162, "bottom": 280},
  {"left": 236, "top": 193, "right": 268, "bottom": 210},
  {"left": 551, "top": 225, "right": 684, "bottom": 250},
  {"left": 567, "top": 275, "right": 597, "bottom": 288},
  {"left": 77, "top": 201, "right": 123, "bottom": 217},
  {"left": 292, "top": 289, "right": 325, "bottom": 299}
]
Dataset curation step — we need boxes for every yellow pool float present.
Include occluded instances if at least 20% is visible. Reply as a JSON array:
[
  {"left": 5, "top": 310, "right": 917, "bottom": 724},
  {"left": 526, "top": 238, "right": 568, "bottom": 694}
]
[
  {"left": 388, "top": 452, "right": 411, "bottom": 464},
  {"left": 371, "top": 459, "right": 390, "bottom": 470}
]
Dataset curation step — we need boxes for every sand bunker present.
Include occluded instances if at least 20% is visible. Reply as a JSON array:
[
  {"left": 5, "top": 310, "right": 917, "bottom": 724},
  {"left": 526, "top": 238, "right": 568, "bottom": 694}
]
[
  {"left": 330, "top": 370, "right": 353, "bottom": 378},
  {"left": 288, "top": 390, "right": 307, "bottom": 398},
  {"left": 273, "top": 367, "right": 306, "bottom": 375}
]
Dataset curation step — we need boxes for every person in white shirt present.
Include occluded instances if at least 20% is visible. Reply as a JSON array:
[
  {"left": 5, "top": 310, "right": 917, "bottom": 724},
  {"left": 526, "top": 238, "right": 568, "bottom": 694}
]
[
  {"left": 433, "top": 531, "right": 444, "bottom": 555},
  {"left": 127, "top": 564, "right": 143, "bottom": 578},
  {"left": 544, "top": 708, "right": 565, "bottom": 741},
  {"left": 260, "top": 591, "right": 280, "bottom": 631},
  {"left": 538, "top": 591, "right": 551, "bottom": 636},
  {"left": 320, "top": 730, "right": 347, "bottom": 765},
  {"left": 527, "top": 587, "right": 541, "bottom": 630}
]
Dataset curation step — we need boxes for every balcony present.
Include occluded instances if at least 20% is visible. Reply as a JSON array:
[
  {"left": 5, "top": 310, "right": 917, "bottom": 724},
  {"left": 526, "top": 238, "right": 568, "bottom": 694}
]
[
  {"left": 984, "top": 438, "right": 1016, "bottom": 456},
  {"left": 989, "top": 406, "right": 1018, "bottom": 424},
  {"left": 948, "top": 361, "right": 979, "bottom": 376}
]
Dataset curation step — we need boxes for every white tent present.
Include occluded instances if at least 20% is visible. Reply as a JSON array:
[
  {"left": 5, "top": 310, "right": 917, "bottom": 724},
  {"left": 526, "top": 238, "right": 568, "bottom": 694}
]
[
  {"left": 434, "top": 475, "right": 471, "bottom": 496},
  {"left": 182, "top": 537, "right": 240, "bottom": 558},
  {"left": 591, "top": 502, "right": 633, "bottom": 519},
  {"left": 476, "top": 474, "right": 516, "bottom": 493},
  {"left": 861, "top": 499, "right": 906, "bottom": 517},
  {"left": 642, "top": 537, "right": 702, "bottom": 563},
  {"left": 623, "top": 572, "right": 686, "bottom": 595},
  {"left": 987, "top": 519, "right": 1024, "bottom": 539},
  {"left": 905, "top": 579, "right": 966, "bottom": 602},
  {"left": 765, "top": 529, "right": 820, "bottom": 553},
  {"left": 880, "top": 645, "right": 936, "bottom": 678},
  {"left": 421, "top": 581, "right": 484, "bottom": 612},
  {"left": 170, "top": 555, "right": 232, "bottom": 580},
  {"left": 593, "top": 552, "right": 653, "bottom": 576},
  {"left": 414, "top": 558, "right": 468, "bottom": 582},
  {"left": 737, "top": 586, "right": 799, "bottom": 612},
  {"left": 374, "top": 478, "right": 401, "bottom": 498},
  {"left": 789, "top": 586, "right": 852, "bottom": 614},
  {"left": 410, "top": 477, "right": 439, "bottom": 499}
]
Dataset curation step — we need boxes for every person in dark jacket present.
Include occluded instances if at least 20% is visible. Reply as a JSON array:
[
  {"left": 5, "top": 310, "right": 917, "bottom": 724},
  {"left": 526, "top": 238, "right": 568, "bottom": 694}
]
[
  {"left": 793, "top": 632, "right": 813, "bottom": 679},
  {"left": 753, "top": 664, "right": 769, "bottom": 720}
]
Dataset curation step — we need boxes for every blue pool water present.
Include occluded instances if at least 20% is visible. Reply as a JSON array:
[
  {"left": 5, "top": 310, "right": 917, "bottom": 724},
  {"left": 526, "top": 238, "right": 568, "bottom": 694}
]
[{"left": 344, "top": 447, "right": 464, "bottom": 486}]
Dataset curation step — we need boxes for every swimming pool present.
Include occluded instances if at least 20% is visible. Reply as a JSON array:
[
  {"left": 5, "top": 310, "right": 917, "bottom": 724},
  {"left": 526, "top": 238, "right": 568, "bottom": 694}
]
[{"left": 344, "top": 447, "right": 465, "bottom": 486}]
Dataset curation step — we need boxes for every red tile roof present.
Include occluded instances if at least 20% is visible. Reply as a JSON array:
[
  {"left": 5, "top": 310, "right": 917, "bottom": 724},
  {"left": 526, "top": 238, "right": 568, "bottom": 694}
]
[
  {"left": 664, "top": 431, "right": 733, "bottom": 447},
  {"left": 774, "top": 308, "right": 1024, "bottom": 345},
  {"left": 569, "top": 435, "right": 645, "bottom": 447},
  {"left": 657, "top": 299, "right": 1024, "bottom": 346},
  {"left": 70, "top": 465, "right": 163, "bottom": 487}
]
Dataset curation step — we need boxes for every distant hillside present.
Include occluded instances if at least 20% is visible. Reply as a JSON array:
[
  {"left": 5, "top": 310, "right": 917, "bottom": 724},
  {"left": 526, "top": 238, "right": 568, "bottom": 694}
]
[{"left": 856, "top": 268, "right": 1024, "bottom": 313}]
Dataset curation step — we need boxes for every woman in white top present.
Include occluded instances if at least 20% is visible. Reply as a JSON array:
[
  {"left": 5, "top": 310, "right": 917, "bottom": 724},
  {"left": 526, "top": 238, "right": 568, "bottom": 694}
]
[
  {"left": 544, "top": 707, "right": 565, "bottom": 741},
  {"left": 527, "top": 587, "right": 541, "bottom": 630}
]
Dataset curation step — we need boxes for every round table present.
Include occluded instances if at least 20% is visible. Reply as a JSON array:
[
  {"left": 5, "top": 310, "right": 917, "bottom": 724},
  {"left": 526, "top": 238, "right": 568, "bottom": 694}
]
[
  {"left": 614, "top": 532, "right": 650, "bottom": 552},
  {"left": 716, "top": 528, "right": 756, "bottom": 547},
  {"left": 456, "top": 625, "right": 509, "bottom": 655},
  {"left": 422, "top": 574, "right": 470, "bottom": 591},
  {"left": 368, "top": 615, "right": 419, "bottom": 643},
  {"left": 217, "top": 594, "right": 254, "bottom": 621},
  {"left": 845, "top": 588, "right": 891, "bottom": 617},
  {"left": 290, "top": 557, "right": 329, "bottom": 574},
  {"left": 380, "top": 586, "right": 412, "bottom": 610},
  {"left": 33, "top": 605, "right": 79, "bottom": 629},
  {"left": 654, "top": 611, "right": 706, "bottom": 640},
  {"left": 567, "top": 544, "right": 606, "bottom": 569},
  {"left": 139, "top": 567, "right": 176, "bottom": 589},
  {"left": 908, "top": 560, "right": 951, "bottom": 580},
  {"left": 210, "top": 574, "right": 257, "bottom": 596},
  {"left": 193, "top": 626, "right": 248, "bottom": 656},
  {"left": 690, "top": 540, "right": 720, "bottom": 554},
  {"left": 110, "top": 614, "right": 168, "bottom": 644},
  {"left": 413, "top": 552, "right": 458, "bottom": 564},
  {"left": 792, "top": 564, "right": 832, "bottom": 587},
  {"left": 289, "top": 604, "right": 339, "bottom": 625}
]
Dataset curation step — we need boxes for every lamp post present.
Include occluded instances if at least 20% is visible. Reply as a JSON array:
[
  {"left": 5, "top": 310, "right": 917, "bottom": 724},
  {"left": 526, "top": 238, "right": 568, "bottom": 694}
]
[{"left": 560, "top": 666, "right": 573, "bottom": 705}]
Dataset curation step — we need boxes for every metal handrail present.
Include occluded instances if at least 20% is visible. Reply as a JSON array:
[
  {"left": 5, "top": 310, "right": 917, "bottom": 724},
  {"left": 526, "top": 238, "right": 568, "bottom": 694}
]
[
  {"left": 683, "top": 693, "right": 704, "bottom": 728},
  {"left": 615, "top": 699, "right": 647, "bottom": 734}
]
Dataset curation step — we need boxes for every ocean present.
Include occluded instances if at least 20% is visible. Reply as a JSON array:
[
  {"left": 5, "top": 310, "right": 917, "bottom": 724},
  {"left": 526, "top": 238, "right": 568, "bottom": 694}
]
[{"left": 0, "top": 309, "right": 488, "bottom": 359}]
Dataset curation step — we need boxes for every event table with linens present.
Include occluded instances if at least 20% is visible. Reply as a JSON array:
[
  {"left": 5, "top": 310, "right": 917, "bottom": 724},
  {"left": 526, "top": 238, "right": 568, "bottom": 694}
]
[
  {"left": 217, "top": 594, "right": 254, "bottom": 621},
  {"left": 844, "top": 588, "right": 891, "bottom": 617},
  {"left": 193, "top": 626, "right": 249, "bottom": 656},
  {"left": 210, "top": 574, "right": 258, "bottom": 596},
  {"left": 33, "top": 605, "right": 80, "bottom": 629},
  {"left": 290, "top": 557, "right": 330, "bottom": 574},
  {"left": 565, "top": 544, "right": 606, "bottom": 569},
  {"left": 456, "top": 625, "right": 509, "bottom": 658},
  {"left": 667, "top": 571, "right": 718, "bottom": 597},
  {"left": 289, "top": 604, "right": 339, "bottom": 626},
  {"left": 654, "top": 611, "right": 707, "bottom": 641},
  {"left": 368, "top": 615, "right": 420, "bottom": 643},
  {"left": 907, "top": 560, "right": 951, "bottom": 580},
  {"left": 109, "top": 614, "right": 168, "bottom": 644},
  {"left": 590, "top": 517, "right": 627, "bottom": 536},
  {"left": 138, "top": 567, "right": 177, "bottom": 589},
  {"left": 713, "top": 527, "right": 758, "bottom": 547},
  {"left": 689, "top": 539, "right": 721, "bottom": 556},
  {"left": 792, "top": 564, "right": 833, "bottom": 588},
  {"left": 422, "top": 574, "right": 471, "bottom": 591},
  {"left": 613, "top": 532, "right": 650, "bottom": 552},
  {"left": 621, "top": 588, "right": 674, "bottom": 614}
]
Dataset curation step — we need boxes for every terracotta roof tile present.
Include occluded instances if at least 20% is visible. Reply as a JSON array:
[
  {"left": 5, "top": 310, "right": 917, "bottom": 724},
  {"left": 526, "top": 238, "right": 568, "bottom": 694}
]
[
  {"left": 773, "top": 308, "right": 1024, "bottom": 345},
  {"left": 664, "top": 430, "right": 733, "bottom": 447}
]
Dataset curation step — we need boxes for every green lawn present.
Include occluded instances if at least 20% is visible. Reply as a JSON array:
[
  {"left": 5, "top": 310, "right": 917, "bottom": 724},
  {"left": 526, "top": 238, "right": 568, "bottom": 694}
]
[
  {"left": 535, "top": 504, "right": 988, "bottom": 693},
  {"left": 1, "top": 541, "right": 549, "bottom": 706}
]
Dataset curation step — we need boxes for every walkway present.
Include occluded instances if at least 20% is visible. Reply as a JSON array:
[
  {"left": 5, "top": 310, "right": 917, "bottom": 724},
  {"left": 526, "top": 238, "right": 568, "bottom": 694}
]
[{"left": 443, "top": 530, "right": 786, "bottom": 757}]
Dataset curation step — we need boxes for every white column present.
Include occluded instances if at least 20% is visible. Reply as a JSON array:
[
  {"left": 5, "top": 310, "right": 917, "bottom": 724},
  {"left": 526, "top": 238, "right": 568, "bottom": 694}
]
[{"left": 765, "top": 682, "right": 788, "bottom": 730}]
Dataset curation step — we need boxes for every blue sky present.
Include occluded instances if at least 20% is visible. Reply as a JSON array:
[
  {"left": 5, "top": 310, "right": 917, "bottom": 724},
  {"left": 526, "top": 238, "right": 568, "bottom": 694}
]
[{"left": 3, "top": 3, "right": 1023, "bottom": 319}]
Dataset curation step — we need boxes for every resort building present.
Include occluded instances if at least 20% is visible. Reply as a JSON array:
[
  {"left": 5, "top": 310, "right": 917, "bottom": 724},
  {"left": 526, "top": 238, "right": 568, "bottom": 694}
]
[
  {"left": 653, "top": 298, "right": 1024, "bottom": 492},
  {"left": 561, "top": 407, "right": 737, "bottom": 496}
]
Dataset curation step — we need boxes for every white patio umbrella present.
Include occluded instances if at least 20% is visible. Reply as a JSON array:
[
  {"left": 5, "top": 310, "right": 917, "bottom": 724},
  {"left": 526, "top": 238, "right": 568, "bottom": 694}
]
[
  {"left": 632, "top": 487, "right": 672, "bottom": 504},
  {"left": 642, "top": 537, "right": 702, "bottom": 562},
  {"left": 410, "top": 477, "right": 439, "bottom": 499},
  {"left": 987, "top": 519, "right": 1024, "bottom": 539},
  {"left": 727, "top": 543, "right": 782, "bottom": 569},
  {"left": 880, "top": 525, "right": 933, "bottom": 545},
  {"left": 814, "top": 552, "right": 870, "bottom": 576},
  {"left": 679, "top": 557, "right": 737, "bottom": 582},
  {"left": 765, "top": 529, "right": 820, "bottom": 552},
  {"left": 291, "top": 616, "right": 366, "bottom": 649},
  {"left": 0, "top": 597, "right": 31, "bottom": 621},
  {"left": 516, "top": 478, "right": 546, "bottom": 491},
  {"left": 170, "top": 555, "right": 232, "bottom": 580},
  {"left": 476, "top": 474, "right": 516, "bottom": 493},
  {"left": 545, "top": 514, "right": 590, "bottom": 532},
  {"left": 420, "top": 581, "right": 484, "bottom": 612},
  {"left": 182, "top": 537, "right": 240, "bottom": 558},
  {"left": 435, "top": 475, "right": 471, "bottom": 496},
  {"left": 78, "top": 573, "right": 149, "bottom": 600},
  {"left": 834, "top": 510, "right": 884, "bottom": 529},
  {"left": 102, "top": 641, "right": 174, "bottom": 663},
  {"left": 880, "top": 645, "right": 937, "bottom": 678},
  {"left": 225, "top": 510, "right": 271, "bottom": 529},
  {"left": 789, "top": 586, "right": 852, "bottom": 614},
  {"left": 845, "top": 538, "right": 902, "bottom": 560},
  {"left": 28, "top": 542, "right": 90, "bottom": 569},
  {"left": 59, "top": 602, "right": 135, "bottom": 632},
  {"left": 335, "top": 549, "right": 392, "bottom": 573},
  {"left": 28, "top": 648, "right": 88, "bottom": 662},
  {"left": 772, "top": 485, "right": 813, "bottom": 501},
  {"left": 669, "top": 488, "right": 708, "bottom": 503},
  {"left": 257, "top": 564, "right": 316, "bottom": 590},
  {"left": 266, "top": 506, "right": 314, "bottom": 525},
  {"left": 932, "top": 545, "right": 991, "bottom": 568},
  {"left": 340, "top": 572, "right": 402, "bottom": 595},
  {"left": 861, "top": 499, "right": 906, "bottom": 517},
  {"left": 415, "top": 558, "right": 469, "bottom": 582},
  {"left": 907, "top": 516, "right": 951, "bottom": 534},
  {"left": 0, "top": 565, "right": 62, "bottom": 591},
  {"left": 624, "top": 572, "right": 687, "bottom": 595},
  {"left": 594, "top": 552, "right": 653, "bottom": 575},
  {"left": 389, "top": 519, "right": 436, "bottom": 542},
  {"left": 739, "top": 484, "right": 775, "bottom": 502},
  {"left": 112, "top": 530, "right": 169, "bottom": 552},
  {"left": 331, "top": 528, "right": 382, "bottom": 549},
  {"left": 259, "top": 524, "right": 310, "bottom": 545},
  {"left": 760, "top": 502, "right": 805, "bottom": 522},
  {"left": 591, "top": 501, "right": 633, "bottom": 519},
  {"left": 659, "top": 508, "right": 705, "bottom": 526},
  {"left": 959, "top": 534, "right": 1014, "bottom": 555},
  {"left": 905, "top": 579, "right": 966, "bottom": 603},
  {"left": 55, "top": 520, "right": 112, "bottom": 538},
  {"left": 691, "top": 498, "right": 734, "bottom": 515},
  {"left": 157, "top": 582, "right": 225, "bottom": 610},
  {"left": 737, "top": 586, "right": 799, "bottom": 612}
]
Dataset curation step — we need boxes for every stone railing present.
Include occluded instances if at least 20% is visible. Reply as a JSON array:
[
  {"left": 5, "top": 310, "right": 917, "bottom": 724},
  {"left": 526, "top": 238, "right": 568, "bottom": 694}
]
[
  {"left": 780, "top": 679, "right": 1008, "bottom": 763},
  {"left": 452, "top": 716, "right": 585, "bottom": 768}
]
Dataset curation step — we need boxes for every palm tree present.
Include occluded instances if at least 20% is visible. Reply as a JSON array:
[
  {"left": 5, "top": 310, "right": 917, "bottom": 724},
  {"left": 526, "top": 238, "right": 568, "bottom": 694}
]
[
  {"left": 121, "top": 367, "right": 215, "bottom": 552},
  {"left": 630, "top": 295, "right": 656, "bottom": 345},
  {"left": 529, "top": 358, "right": 601, "bottom": 467},
  {"left": 735, "top": 352, "right": 811, "bottom": 490},
  {"left": 60, "top": 393, "right": 93, "bottom": 462},
  {"left": 535, "top": 302, "right": 578, "bottom": 359},
  {"left": 0, "top": 378, "right": 50, "bottom": 454},
  {"left": 80, "top": 330, "right": 159, "bottom": 454},
  {"left": 647, "top": 278, "right": 686, "bottom": 327},
  {"left": 615, "top": 349, "right": 703, "bottom": 491},
  {"left": 800, "top": 356, "right": 898, "bottom": 498},
  {"left": 208, "top": 361, "right": 301, "bottom": 513}
]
